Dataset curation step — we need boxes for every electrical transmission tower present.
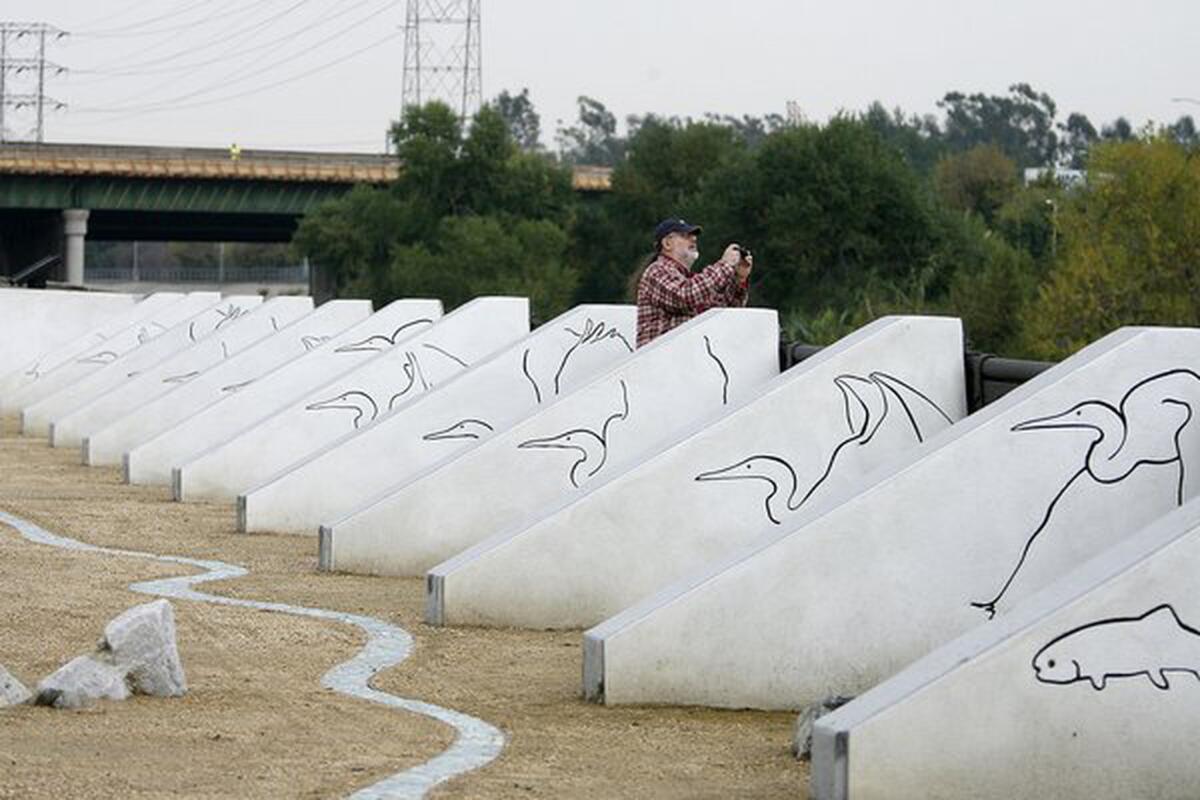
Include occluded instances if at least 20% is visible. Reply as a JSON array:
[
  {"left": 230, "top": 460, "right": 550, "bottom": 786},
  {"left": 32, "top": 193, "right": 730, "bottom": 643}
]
[
  {"left": 0, "top": 22, "right": 67, "bottom": 143},
  {"left": 401, "top": 0, "right": 482, "bottom": 124}
]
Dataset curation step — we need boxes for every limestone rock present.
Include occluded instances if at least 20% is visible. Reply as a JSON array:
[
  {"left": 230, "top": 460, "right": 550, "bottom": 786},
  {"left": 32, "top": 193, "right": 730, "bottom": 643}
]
[
  {"left": 792, "top": 695, "right": 854, "bottom": 760},
  {"left": 102, "top": 599, "right": 187, "bottom": 697},
  {"left": 35, "top": 655, "right": 129, "bottom": 709},
  {"left": 0, "top": 664, "right": 32, "bottom": 707}
]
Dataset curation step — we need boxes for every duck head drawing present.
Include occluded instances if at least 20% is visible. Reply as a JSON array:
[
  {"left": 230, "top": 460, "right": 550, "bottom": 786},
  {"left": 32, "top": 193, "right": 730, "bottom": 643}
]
[
  {"left": 424, "top": 418, "right": 494, "bottom": 442},
  {"left": 695, "top": 455, "right": 798, "bottom": 525},
  {"left": 305, "top": 390, "right": 379, "bottom": 429},
  {"left": 519, "top": 428, "right": 606, "bottom": 488}
]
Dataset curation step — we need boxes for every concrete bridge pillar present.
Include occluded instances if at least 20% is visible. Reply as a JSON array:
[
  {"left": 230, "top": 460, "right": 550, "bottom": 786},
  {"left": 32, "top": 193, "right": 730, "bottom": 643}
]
[{"left": 62, "top": 208, "right": 90, "bottom": 285}]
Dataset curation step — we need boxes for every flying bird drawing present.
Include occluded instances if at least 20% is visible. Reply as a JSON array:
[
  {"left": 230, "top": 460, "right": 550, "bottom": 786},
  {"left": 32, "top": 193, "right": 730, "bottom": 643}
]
[
  {"left": 695, "top": 371, "right": 953, "bottom": 524},
  {"left": 518, "top": 380, "right": 631, "bottom": 488},
  {"left": 334, "top": 319, "right": 434, "bottom": 353},
  {"left": 971, "top": 368, "right": 1200, "bottom": 619}
]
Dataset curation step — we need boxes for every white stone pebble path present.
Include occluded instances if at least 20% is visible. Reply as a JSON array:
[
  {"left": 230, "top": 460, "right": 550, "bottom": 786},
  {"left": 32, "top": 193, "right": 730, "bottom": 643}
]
[{"left": 0, "top": 509, "right": 506, "bottom": 799}]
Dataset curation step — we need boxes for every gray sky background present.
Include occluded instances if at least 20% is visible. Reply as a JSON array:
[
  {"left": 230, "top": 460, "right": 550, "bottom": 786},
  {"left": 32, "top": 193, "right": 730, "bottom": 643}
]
[{"left": 3, "top": 0, "right": 1197, "bottom": 153}]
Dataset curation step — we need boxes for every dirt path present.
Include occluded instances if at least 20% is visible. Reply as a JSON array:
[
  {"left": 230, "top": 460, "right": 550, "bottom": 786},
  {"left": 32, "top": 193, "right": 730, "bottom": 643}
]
[{"left": 0, "top": 415, "right": 805, "bottom": 798}]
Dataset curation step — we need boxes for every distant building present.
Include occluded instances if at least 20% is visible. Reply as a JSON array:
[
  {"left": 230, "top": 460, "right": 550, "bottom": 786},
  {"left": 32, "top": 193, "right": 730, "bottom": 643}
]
[{"left": 1023, "top": 167, "right": 1087, "bottom": 188}]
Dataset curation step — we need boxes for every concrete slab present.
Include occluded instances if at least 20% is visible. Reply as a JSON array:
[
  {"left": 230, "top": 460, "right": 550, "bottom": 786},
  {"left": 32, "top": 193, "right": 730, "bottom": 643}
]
[
  {"left": 322, "top": 307, "right": 779, "bottom": 584},
  {"left": 123, "top": 298, "right": 443, "bottom": 486},
  {"left": 69, "top": 296, "right": 315, "bottom": 461},
  {"left": 425, "top": 316, "right": 966, "bottom": 629},
  {"left": 21, "top": 295, "right": 260, "bottom": 438},
  {"left": 85, "top": 299, "right": 373, "bottom": 475},
  {"left": 812, "top": 498, "right": 1200, "bottom": 800},
  {"left": 0, "top": 292, "right": 185, "bottom": 406},
  {"left": 4, "top": 292, "right": 221, "bottom": 416},
  {"left": 241, "top": 304, "right": 636, "bottom": 536},
  {"left": 174, "top": 297, "right": 529, "bottom": 504},
  {"left": 0, "top": 288, "right": 138, "bottom": 375},
  {"left": 583, "top": 327, "right": 1200, "bottom": 710}
]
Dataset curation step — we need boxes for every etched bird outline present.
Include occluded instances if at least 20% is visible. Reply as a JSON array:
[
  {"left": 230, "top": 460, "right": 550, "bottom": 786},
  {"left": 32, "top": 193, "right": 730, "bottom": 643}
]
[
  {"left": 136, "top": 322, "right": 167, "bottom": 345},
  {"left": 78, "top": 350, "right": 119, "bottom": 365},
  {"left": 971, "top": 369, "right": 1200, "bottom": 619},
  {"left": 162, "top": 371, "right": 200, "bottom": 385},
  {"left": 305, "top": 390, "right": 380, "bottom": 430},
  {"left": 520, "top": 317, "right": 634, "bottom": 404},
  {"left": 300, "top": 335, "right": 330, "bottom": 352},
  {"left": 695, "top": 371, "right": 954, "bottom": 525},
  {"left": 220, "top": 379, "right": 254, "bottom": 393},
  {"left": 703, "top": 335, "right": 731, "bottom": 405},
  {"left": 518, "top": 379, "right": 631, "bottom": 488},
  {"left": 387, "top": 343, "right": 469, "bottom": 410},
  {"left": 1032, "top": 604, "right": 1200, "bottom": 691},
  {"left": 334, "top": 319, "right": 434, "bottom": 353},
  {"left": 214, "top": 303, "right": 246, "bottom": 329},
  {"left": 24, "top": 361, "right": 41, "bottom": 380},
  {"left": 423, "top": 418, "right": 495, "bottom": 442}
]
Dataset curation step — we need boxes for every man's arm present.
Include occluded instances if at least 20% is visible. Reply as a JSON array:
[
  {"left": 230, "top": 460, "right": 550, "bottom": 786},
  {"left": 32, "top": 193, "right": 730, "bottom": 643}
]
[{"left": 643, "top": 261, "right": 740, "bottom": 314}]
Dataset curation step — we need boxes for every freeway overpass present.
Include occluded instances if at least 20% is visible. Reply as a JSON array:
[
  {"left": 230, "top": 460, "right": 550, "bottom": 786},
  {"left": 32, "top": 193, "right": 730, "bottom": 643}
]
[{"left": 0, "top": 142, "right": 612, "bottom": 285}]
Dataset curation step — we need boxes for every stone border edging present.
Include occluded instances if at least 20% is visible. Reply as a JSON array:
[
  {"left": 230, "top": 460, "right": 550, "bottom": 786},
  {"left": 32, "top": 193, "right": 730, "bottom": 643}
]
[{"left": 0, "top": 510, "right": 505, "bottom": 799}]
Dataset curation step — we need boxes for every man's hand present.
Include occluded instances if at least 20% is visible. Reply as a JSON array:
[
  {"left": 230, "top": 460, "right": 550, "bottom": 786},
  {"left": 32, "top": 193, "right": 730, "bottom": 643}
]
[
  {"left": 721, "top": 244, "right": 743, "bottom": 268},
  {"left": 735, "top": 252, "right": 753, "bottom": 282}
]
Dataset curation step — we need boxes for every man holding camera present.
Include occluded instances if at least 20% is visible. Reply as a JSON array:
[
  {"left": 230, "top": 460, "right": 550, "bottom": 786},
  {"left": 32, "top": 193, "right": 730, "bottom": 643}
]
[{"left": 635, "top": 218, "right": 753, "bottom": 347}]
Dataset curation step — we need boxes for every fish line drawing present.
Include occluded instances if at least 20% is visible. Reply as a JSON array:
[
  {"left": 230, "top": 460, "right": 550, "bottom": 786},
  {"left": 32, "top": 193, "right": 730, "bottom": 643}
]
[
  {"left": 971, "top": 368, "right": 1200, "bottom": 619},
  {"left": 305, "top": 390, "right": 379, "bottom": 430},
  {"left": 518, "top": 379, "right": 631, "bottom": 488},
  {"left": 554, "top": 318, "right": 633, "bottom": 395},
  {"left": 695, "top": 371, "right": 953, "bottom": 524},
  {"left": 424, "top": 418, "right": 495, "bottom": 442},
  {"left": 334, "top": 319, "right": 434, "bottom": 353},
  {"left": 1032, "top": 604, "right": 1200, "bottom": 691},
  {"left": 78, "top": 350, "right": 118, "bottom": 365},
  {"left": 703, "top": 335, "right": 730, "bottom": 405}
]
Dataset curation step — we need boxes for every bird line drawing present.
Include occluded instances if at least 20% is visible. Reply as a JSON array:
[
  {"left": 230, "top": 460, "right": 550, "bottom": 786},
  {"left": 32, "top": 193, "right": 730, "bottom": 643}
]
[
  {"left": 270, "top": 316, "right": 281, "bottom": 331},
  {"left": 554, "top": 319, "right": 633, "bottom": 395},
  {"left": 136, "top": 322, "right": 167, "bottom": 345},
  {"left": 423, "top": 342, "right": 469, "bottom": 368},
  {"left": 971, "top": 368, "right": 1200, "bottom": 619},
  {"left": 703, "top": 335, "right": 730, "bottom": 405},
  {"left": 214, "top": 304, "right": 246, "bottom": 329},
  {"left": 24, "top": 362, "right": 41, "bottom": 380},
  {"left": 1032, "top": 604, "right": 1200, "bottom": 691},
  {"left": 78, "top": 350, "right": 119, "bottom": 365},
  {"left": 301, "top": 335, "right": 330, "bottom": 352},
  {"left": 221, "top": 379, "right": 254, "bottom": 393},
  {"left": 162, "top": 371, "right": 200, "bottom": 385},
  {"left": 423, "top": 419, "right": 495, "bottom": 442},
  {"left": 695, "top": 371, "right": 953, "bottom": 525},
  {"left": 305, "top": 391, "right": 379, "bottom": 430},
  {"left": 334, "top": 319, "right": 435, "bottom": 353},
  {"left": 522, "top": 349, "right": 542, "bottom": 404},
  {"left": 518, "top": 380, "right": 631, "bottom": 488}
]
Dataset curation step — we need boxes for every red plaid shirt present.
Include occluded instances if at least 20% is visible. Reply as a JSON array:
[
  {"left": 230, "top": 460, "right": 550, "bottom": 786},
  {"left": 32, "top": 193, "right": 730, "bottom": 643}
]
[{"left": 636, "top": 254, "right": 749, "bottom": 347}]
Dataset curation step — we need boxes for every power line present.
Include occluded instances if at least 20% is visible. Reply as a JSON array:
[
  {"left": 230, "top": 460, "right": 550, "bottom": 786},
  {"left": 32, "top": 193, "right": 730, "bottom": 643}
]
[
  {"left": 70, "top": 0, "right": 230, "bottom": 37},
  {"left": 73, "top": 1, "right": 400, "bottom": 115}
]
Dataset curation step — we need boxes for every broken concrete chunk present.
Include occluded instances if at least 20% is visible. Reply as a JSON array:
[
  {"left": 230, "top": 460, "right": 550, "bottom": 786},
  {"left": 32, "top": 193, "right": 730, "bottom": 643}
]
[
  {"left": 0, "top": 664, "right": 32, "bottom": 707},
  {"left": 102, "top": 598, "right": 187, "bottom": 697},
  {"left": 793, "top": 695, "right": 854, "bottom": 760},
  {"left": 36, "top": 655, "right": 129, "bottom": 709}
]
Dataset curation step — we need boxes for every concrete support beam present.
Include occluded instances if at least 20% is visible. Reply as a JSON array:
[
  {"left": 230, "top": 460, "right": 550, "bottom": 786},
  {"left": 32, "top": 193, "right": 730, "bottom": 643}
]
[{"left": 62, "top": 209, "right": 90, "bottom": 286}]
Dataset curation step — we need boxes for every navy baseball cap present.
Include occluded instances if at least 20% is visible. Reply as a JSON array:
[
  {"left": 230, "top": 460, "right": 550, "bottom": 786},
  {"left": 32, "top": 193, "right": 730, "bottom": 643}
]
[{"left": 654, "top": 218, "right": 702, "bottom": 244}]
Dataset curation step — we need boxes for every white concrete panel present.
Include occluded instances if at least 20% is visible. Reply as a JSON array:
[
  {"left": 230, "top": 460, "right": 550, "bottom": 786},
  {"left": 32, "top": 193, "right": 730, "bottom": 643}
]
[
  {"left": 584, "top": 327, "right": 1200, "bottom": 710},
  {"left": 427, "top": 316, "right": 966, "bottom": 629},
  {"left": 242, "top": 304, "right": 635, "bottom": 536},
  {"left": 813, "top": 499, "right": 1200, "bottom": 800},
  {"left": 175, "top": 297, "right": 529, "bottom": 504},
  {"left": 0, "top": 292, "right": 185, "bottom": 405},
  {"left": 86, "top": 300, "right": 373, "bottom": 475},
  {"left": 323, "top": 308, "right": 780, "bottom": 583},
  {"left": 72, "top": 296, "right": 315, "bottom": 463},
  {"left": 26, "top": 296, "right": 263, "bottom": 441},
  {"left": 4, "top": 292, "right": 220, "bottom": 415},
  {"left": 0, "top": 288, "right": 138, "bottom": 375},
  {"left": 123, "top": 298, "right": 443, "bottom": 486}
]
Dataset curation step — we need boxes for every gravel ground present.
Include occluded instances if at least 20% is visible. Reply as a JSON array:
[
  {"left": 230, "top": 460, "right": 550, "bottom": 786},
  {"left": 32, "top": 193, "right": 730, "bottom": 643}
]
[{"left": 0, "top": 414, "right": 805, "bottom": 798}]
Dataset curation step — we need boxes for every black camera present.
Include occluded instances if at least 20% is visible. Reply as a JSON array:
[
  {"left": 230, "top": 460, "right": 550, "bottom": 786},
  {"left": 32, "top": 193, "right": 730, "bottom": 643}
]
[{"left": 735, "top": 245, "right": 752, "bottom": 259}]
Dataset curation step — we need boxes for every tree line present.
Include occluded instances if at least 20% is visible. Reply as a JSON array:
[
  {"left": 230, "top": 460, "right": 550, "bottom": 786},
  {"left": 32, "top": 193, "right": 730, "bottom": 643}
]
[{"left": 294, "top": 84, "right": 1200, "bottom": 360}]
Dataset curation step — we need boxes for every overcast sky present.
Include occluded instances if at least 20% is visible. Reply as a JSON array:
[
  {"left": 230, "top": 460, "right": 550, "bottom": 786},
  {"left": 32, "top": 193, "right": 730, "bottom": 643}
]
[{"left": 3, "top": 0, "right": 1197, "bottom": 153}]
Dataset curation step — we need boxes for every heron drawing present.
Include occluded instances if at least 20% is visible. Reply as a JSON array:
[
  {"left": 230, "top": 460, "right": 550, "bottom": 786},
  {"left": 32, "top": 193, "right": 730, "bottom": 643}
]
[
  {"left": 971, "top": 368, "right": 1200, "bottom": 619},
  {"left": 305, "top": 390, "right": 380, "bottom": 430},
  {"left": 518, "top": 380, "right": 630, "bottom": 488}
]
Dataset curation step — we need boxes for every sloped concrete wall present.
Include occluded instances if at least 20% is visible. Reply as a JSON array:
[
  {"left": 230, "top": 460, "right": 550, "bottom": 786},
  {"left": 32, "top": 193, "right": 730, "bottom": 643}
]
[
  {"left": 0, "top": 288, "right": 138, "bottom": 376},
  {"left": 24, "top": 296, "right": 263, "bottom": 439},
  {"left": 321, "top": 308, "right": 779, "bottom": 587},
  {"left": 242, "top": 304, "right": 635, "bottom": 536},
  {"left": 0, "top": 292, "right": 184, "bottom": 404},
  {"left": 123, "top": 298, "right": 443, "bottom": 486},
  {"left": 426, "top": 316, "right": 965, "bottom": 629},
  {"left": 62, "top": 297, "right": 314, "bottom": 457},
  {"left": 813, "top": 499, "right": 1200, "bottom": 800},
  {"left": 3, "top": 292, "right": 220, "bottom": 415},
  {"left": 86, "top": 299, "right": 373, "bottom": 475},
  {"left": 174, "top": 297, "right": 530, "bottom": 504},
  {"left": 584, "top": 327, "right": 1200, "bottom": 710}
]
